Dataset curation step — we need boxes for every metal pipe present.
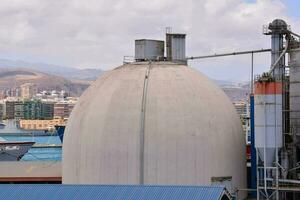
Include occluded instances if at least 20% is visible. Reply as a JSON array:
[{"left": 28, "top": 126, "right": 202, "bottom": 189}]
[
  {"left": 288, "top": 165, "right": 300, "bottom": 172},
  {"left": 251, "top": 52, "right": 254, "bottom": 94},
  {"left": 274, "top": 81, "right": 279, "bottom": 200},
  {"left": 278, "top": 179, "right": 300, "bottom": 185},
  {"left": 265, "top": 178, "right": 300, "bottom": 185},
  {"left": 270, "top": 40, "right": 289, "bottom": 73},
  {"left": 257, "top": 150, "right": 260, "bottom": 200},
  {"left": 263, "top": 84, "right": 269, "bottom": 199},
  {"left": 289, "top": 30, "right": 300, "bottom": 39},
  {"left": 186, "top": 49, "right": 271, "bottom": 60},
  {"left": 275, "top": 162, "right": 286, "bottom": 172},
  {"left": 236, "top": 188, "right": 257, "bottom": 191},
  {"left": 250, "top": 94, "right": 257, "bottom": 198}
]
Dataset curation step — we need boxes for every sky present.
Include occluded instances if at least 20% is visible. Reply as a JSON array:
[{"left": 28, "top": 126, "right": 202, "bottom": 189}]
[{"left": 0, "top": 0, "right": 299, "bottom": 81}]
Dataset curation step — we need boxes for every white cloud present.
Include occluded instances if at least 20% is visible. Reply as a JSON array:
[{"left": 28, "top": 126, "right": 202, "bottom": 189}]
[{"left": 0, "top": 0, "right": 299, "bottom": 80}]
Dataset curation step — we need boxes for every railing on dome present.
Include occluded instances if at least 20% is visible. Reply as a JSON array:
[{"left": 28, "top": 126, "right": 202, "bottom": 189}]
[{"left": 123, "top": 56, "right": 135, "bottom": 64}]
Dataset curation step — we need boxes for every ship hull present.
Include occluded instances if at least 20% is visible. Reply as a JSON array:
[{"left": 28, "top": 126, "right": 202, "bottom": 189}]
[
  {"left": 0, "top": 120, "right": 50, "bottom": 136},
  {"left": 0, "top": 142, "right": 35, "bottom": 161}
]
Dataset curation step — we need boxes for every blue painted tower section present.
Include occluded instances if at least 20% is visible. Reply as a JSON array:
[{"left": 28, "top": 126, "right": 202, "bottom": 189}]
[
  {"left": 55, "top": 125, "right": 65, "bottom": 143},
  {"left": 250, "top": 94, "right": 257, "bottom": 197}
]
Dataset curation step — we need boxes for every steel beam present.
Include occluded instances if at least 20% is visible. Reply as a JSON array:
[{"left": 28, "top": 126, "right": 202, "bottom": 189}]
[{"left": 186, "top": 49, "right": 271, "bottom": 60}]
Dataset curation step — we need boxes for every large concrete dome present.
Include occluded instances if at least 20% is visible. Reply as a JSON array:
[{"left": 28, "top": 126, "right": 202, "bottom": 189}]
[{"left": 63, "top": 62, "right": 246, "bottom": 190}]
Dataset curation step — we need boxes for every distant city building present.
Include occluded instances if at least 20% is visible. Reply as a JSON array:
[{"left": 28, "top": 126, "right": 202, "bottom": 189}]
[
  {"left": 2, "top": 92, "right": 77, "bottom": 120},
  {"left": 0, "top": 102, "right": 4, "bottom": 120},
  {"left": 14, "top": 101, "right": 27, "bottom": 120},
  {"left": 20, "top": 83, "right": 37, "bottom": 100},
  {"left": 0, "top": 92, "right": 6, "bottom": 100},
  {"left": 35, "top": 90, "right": 67, "bottom": 101},
  {"left": 54, "top": 102, "right": 75, "bottom": 119},
  {"left": 14, "top": 100, "right": 54, "bottom": 120},
  {"left": 19, "top": 118, "right": 66, "bottom": 130},
  {"left": 233, "top": 100, "right": 250, "bottom": 144},
  {"left": 233, "top": 101, "right": 248, "bottom": 117},
  {"left": 2, "top": 88, "right": 20, "bottom": 98},
  {"left": 41, "top": 102, "right": 54, "bottom": 120},
  {"left": 5, "top": 101, "right": 15, "bottom": 119}
]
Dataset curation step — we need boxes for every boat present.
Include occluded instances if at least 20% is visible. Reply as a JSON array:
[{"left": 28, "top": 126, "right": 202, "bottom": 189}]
[
  {"left": 55, "top": 125, "right": 65, "bottom": 142},
  {"left": 0, "top": 122, "right": 5, "bottom": 129},
  {"left": 0, "top": 120, "right": 51, "bottom": 136},
  {"left": 0, "top": 137, "right": 35, "bottom": 161}
]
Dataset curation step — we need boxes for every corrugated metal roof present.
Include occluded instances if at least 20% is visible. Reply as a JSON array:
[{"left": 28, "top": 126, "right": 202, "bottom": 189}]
[{"left": 0, "top": 184, "right": 230, "bottom": 200}]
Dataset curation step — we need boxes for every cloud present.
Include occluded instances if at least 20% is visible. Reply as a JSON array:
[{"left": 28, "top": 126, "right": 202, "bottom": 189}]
[{"left": 0, "top": 0, "right": 299, "bottom": 80}]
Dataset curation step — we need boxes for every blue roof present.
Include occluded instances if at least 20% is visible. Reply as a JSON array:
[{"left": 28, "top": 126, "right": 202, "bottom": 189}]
[{"left": 0, "top": 184, "right": 230, "bottom": 200}]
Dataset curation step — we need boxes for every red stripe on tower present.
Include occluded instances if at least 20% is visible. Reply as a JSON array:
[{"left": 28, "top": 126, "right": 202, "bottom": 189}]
[{"left": 254, "top": 82, "right": 282, "bottom": 95}]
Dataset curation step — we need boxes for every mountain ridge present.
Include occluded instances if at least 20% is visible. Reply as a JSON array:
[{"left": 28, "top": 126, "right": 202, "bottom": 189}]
[
  {"left": 0, "top": 58, "right": 103, "bottom": 81},
  {"left": 0, "top": 68, "right": 90, "bottom": 96},
  {"left": 0, "top": 58, "right": 249, "bottom": 100}
]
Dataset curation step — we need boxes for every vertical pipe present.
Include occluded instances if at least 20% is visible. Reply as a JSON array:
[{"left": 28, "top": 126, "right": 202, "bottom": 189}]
[
  {"left": 251, "top": 53, "right": 254, "bottom": 94},
  {"left": 275, "top": 82, "right": 279, "bottom": 200},
  {"left": 263, "top": 84, "right": 268, "bottom": 198},
  {"left": 250, "top": 57, "right": 257, "bottom": 198},
  {"left": 271, "top": 34, "right": 285, "bottom": 79},
  {"left": 257, "top": 151, "right": 260, "bottom": 200},
  {"left": 250, "top": 94, "right": 257, "bottom": 198}
]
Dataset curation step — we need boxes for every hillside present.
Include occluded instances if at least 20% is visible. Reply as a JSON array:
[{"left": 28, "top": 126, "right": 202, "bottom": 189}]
[
  {"left": 214, "top": 80, "right": 250, "bottom": 101},
  {"left": 0, "top": 68, "right": 90, "bottom": 96},
  {"left": 0, "top": 59, "right": 103, "bottom": 80},
  {"left": 0, "top": 67, "right": 250, "bottom": 100},
  {"left": 221, "top": 85, "right": 250, "bottom": 101}
]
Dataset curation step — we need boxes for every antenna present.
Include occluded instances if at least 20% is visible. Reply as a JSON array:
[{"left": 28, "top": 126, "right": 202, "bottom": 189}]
[{"left": 166, "top": 27, "right": 172, "bottom": 34}]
